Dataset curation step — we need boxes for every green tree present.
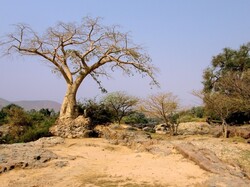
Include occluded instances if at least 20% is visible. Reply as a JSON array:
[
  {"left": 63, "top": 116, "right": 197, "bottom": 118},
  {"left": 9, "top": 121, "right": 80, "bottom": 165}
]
[
  {"left": 102, "top": 91, "right": 138, "bottom": 125},
  {"left": 2, "top": 104, "right": 30, "bottom": 126},
  {"left": 203, "top": 43, "right": 250, "bottom": 93},
  {"left": 3, "top": 17, "right": 158, "bottom": 121},
  {"left": 200, "top": 43, "right": 250, "bottom": 137}
]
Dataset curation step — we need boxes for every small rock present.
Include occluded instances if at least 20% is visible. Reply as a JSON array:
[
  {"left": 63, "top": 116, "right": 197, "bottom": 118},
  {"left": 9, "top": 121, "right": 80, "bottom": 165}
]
[{"left": 55, "top": 161, "right": 68, "bottom": 168}]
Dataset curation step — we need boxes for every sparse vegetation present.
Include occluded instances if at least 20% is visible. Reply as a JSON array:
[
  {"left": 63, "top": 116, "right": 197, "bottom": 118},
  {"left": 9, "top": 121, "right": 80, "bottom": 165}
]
[{"left": 138, "top": 92, "right": 179, "bottom": 135}]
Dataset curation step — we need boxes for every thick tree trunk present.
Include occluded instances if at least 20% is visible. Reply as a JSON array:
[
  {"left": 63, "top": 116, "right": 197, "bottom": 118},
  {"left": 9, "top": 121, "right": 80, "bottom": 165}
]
[{"left": 59, "top": 84, "right": 78, "bottom": 120}]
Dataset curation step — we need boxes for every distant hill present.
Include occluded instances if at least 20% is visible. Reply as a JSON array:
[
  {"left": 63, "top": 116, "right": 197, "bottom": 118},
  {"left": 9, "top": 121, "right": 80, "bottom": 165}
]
[
  {"left": 0, "top": 98, "right": 61, "bottom": 112},
  {"left": 0, "top": 98, "right": 11, "bottom": 108}
]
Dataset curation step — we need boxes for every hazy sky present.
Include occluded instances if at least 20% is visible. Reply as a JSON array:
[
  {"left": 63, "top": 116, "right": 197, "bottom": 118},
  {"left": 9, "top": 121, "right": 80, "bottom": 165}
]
[{"left": 1, "top": 0, "right": 250, "bottom": 107}]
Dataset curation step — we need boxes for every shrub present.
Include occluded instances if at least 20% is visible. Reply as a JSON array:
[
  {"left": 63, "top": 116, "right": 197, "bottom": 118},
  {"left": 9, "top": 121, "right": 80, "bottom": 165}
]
[
  {"left": 77, "top": 99, "right": 113, "bottom": 125},
  {"left": 2, "top": 104, "right": 31, "bottom": 126},
  {"left": 0, "top": 107, "right": 57, "bottom": 144},
  {"left": 0, "top": 110, "right": 7, "bottom": 125},
  {"left": 178, "top": 115, "right": 193, "bottom": 123},
  {"left": 123, "top": 112, "right": 148, "bottom": 124},
  {"left": 190, "top": 106, "right": 204, "bottom": 118},
  {"left": 18, "top": 119, "right": 55, "bottom": 142}
]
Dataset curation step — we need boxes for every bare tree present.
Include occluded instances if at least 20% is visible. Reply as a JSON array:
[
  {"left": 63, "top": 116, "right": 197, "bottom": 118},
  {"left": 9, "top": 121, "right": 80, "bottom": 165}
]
[
  {"left": 138, "top": 92, "right": 179, "bottom": 135},
  {"left": 216, "top": 70, "right": 250, "bottom": 113},
  {"left": 102, "top": 91, "right": 138, "bottom": 125},
  {"left": 2, "top": 17, "right": 158, "bottom": 120},
  {"left": 194, "top": 91, "right": 238, "bottom": 138}
]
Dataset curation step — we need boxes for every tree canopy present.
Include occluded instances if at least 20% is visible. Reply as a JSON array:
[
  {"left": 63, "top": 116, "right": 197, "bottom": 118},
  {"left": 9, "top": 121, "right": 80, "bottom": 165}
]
[
  {"left": 102, "top": 91, "right": 138, "bottom": 125},
  {"left": 203, "top": 43, "right": 250, "bottom": 94},
  {"left": 2, "top": 17, "right": 158, "bottom": 120},
  {"left": 201, "top": 43, "right": 250, "bottom": 136}
]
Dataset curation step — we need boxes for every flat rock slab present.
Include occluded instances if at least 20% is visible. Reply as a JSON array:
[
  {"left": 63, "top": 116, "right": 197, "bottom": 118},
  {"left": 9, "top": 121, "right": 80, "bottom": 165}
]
[
  {"left": 0, "top": 137, "right": 64, "bottom": 174},
  {"left": 173, "top": 142, "right": 250, "bottom": 186}
]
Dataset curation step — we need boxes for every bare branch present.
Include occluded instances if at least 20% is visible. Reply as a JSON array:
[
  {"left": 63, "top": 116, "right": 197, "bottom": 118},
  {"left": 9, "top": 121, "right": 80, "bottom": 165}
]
[{"left": 2, "top": 16, "right": 158, "bottom": 99}]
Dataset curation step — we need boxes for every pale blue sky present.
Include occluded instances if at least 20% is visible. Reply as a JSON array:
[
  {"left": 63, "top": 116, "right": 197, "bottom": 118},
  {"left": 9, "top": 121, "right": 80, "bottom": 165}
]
[{"left": 1, "top": 0, "right": 250, "bottom": 107}]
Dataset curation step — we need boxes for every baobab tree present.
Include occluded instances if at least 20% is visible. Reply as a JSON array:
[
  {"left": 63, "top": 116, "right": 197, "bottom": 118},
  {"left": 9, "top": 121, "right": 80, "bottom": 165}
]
[{"left": 2, "top": 17, "right": 158, "bottom": 120}]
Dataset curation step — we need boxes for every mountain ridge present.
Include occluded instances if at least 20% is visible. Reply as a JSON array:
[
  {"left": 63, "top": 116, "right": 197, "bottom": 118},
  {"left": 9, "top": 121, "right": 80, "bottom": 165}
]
[{"left": 0, "top": 98, "right": 61, "bottom": 112}]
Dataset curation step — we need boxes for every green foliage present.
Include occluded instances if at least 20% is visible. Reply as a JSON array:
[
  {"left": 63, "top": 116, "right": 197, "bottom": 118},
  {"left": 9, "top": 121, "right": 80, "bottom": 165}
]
[
  {"left": 0, "top": 110, "right": 7, "bottom": 125},
  {"left": 178, "top": 115, "right": 193, "bottom": 123},
  {"left": 0, "top": 107, "right": 57, "bottom": 144},
  {"left": 203, "top": 43, "right": 250, "bottom": 93},
  {"left": 122, "top": 112, "right": 148, "bottom": 124},
  {"left": 77, "top": 99, "right": 113, "bottom": 125},
  {"left": 2, "top": 104, "right": 31, "bottom": 126},
  {"left": 174, "top": 106, "right": 205, "bottom": 123},
  {"left": 202, "top": 43, "right": 250, "bottom": 124},
  {"left": 39, "top": 108, "right": 53, "bottom": 117},
  {"left": 18, "top": 118, "right": 55, "bottom": 143},
  {"left": 190, "top": 106, "right": 204, "bottom": 118}
]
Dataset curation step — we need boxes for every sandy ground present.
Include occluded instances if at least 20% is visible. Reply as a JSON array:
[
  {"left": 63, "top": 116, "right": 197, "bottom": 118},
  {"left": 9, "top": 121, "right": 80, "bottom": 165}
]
[{"left": 0, "top": 138, "right": 213, "bottom": 187}]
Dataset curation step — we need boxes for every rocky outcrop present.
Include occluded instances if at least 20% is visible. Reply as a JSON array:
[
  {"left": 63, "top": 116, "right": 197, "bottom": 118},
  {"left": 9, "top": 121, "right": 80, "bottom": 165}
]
[
  {"left": 178, "top": 122, "right": 211, "bottom": 135},
  {"left": 173, "top": 142, "right": 250, "bottom": 186},
  {"left": 95, "top": 125, "right": 155, "bottom": 152},
  {"left": 49, "top": 116, "right": 97, "bottom": 138},
  {"left": 0, "top": 137, "right": 64, "bottom": 174},
  {"left": 229, "top": 126, "right": 250, "bottom": 139},
  {"left": 174, "top": 142, "right": 242, "bottom": 176}
]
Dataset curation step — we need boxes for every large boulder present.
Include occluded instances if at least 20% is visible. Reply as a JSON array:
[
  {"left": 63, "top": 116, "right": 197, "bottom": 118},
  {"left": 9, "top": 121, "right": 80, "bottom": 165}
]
[{"left": 49, "top": 115, "right": 96, "bottom": 138}]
